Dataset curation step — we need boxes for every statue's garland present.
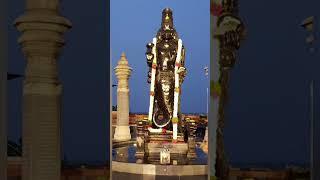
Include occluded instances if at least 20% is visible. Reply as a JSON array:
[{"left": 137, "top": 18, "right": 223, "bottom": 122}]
[
  {"left": 211, "top": 81, "right": 222, "bottom": 98},
  {"left": 147, "top": 38, "right": 184, "bottom": 141}
]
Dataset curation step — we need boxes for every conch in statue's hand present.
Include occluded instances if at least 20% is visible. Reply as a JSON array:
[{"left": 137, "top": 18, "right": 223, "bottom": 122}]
[{"left": 177, "top": 67, "right": 186, "bottom": 76}]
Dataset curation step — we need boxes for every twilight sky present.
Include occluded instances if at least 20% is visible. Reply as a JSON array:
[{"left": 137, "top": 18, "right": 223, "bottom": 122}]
[
  {"left": 6, "top": 0, "right": 320, "bottom": 166},
  {"left": 225, "top": 0, "right": 320, "bottom": 164},
  {"left": 111, "top": 0, "right": 210, "bottom": 114}
]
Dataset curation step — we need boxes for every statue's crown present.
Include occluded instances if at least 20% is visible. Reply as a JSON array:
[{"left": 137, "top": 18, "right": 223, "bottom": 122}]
[{"left": 161, "top": 8, "right": 174, "bottom": 30}]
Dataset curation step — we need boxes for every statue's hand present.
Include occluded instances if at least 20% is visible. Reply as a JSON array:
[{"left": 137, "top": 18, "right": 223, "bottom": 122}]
[
  {"left": 146, "top": 53, "right": 153, "bottom": 62},
  {"left": 146, "top": 42, "right": 154, "bottom": 49},
  {"left": 177, "top": 67, "right": 185, "bottom": 73},
  {"left": 146, "top": 43, "right": 154, "bottom": 66},
  {"left": 177, "top": 67, "right": 187, "bottom": 77}
]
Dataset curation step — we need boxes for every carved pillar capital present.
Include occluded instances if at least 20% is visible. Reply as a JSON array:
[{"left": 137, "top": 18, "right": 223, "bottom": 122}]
[
  {"left": 115, "top": 53, "right": 132, "bottom": 77},
  {"left": 217, "top": 14, "right": 245, "bottom": 70},
  {"left": 14, "top": 10, "right": 71, "bottom": 91},
  {"left": 14, "top": 11, "right": 71, "bottom": 61}
]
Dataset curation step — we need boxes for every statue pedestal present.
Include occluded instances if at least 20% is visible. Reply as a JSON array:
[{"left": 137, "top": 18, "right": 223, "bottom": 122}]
[
  {"left": 134, "top": 117, "right": 199, "bottom": 164},
  {"left": 146, "top": 142, "right": 188, "bottom": 165},
  {"left": 114, "top": 125, "right": 131, "bottom": 142}
]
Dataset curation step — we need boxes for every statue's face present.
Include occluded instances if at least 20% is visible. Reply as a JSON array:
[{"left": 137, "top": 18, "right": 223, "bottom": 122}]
[
  {"left": 159, "top": 8, "right": 178, "bottom": 41},
  {"left": 161, "top": 8, "right": 174, "bottom": 29}
]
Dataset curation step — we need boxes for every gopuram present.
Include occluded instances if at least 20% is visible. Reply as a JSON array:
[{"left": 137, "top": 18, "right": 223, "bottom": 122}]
[{"left": 135, "top": 8, "right": 198, "bottom": 165}]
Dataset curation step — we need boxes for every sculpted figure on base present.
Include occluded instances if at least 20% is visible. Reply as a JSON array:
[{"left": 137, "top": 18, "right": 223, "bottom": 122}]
[{"left": 146, "top": 8, "right": 186, "bottom": 136}]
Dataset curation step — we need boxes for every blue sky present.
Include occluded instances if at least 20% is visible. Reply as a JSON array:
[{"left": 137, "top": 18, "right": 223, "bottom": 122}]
[
  {"left": 111, "top": 0, "right": 210, "bottom": 113},
  {"left": 225, "top": 0, "right": 320, "bottom": 164}
]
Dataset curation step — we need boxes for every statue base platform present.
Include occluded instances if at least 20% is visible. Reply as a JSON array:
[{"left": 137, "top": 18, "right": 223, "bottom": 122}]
[
  {"left": 112, "top": 161, "right": 208, "bottom": 180},
  {"left": 146, "top": 141, "right": 188, "bottom": 164}
]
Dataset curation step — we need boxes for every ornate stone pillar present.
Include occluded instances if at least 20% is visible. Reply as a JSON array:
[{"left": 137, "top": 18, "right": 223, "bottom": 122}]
[
  {"left": 211, "top": 0, "right": 245, "bottom": 179},
  {"left": 187, "top": 119, "right": 197, "bottom": 160},
  {"left": 0, "top": 0, "right": 8, "bottom": 179},
  {"left": 14, "top": 0, "right": 71, "bottom": 179},
  {"left": 114, "top": 53, "right": 132, "bottom": 142}
]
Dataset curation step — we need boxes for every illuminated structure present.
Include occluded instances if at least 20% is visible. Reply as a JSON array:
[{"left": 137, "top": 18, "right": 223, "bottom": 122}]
[
  {"left": 145, "top": 8, "right": 186, "bottom": 140},
  {"left": 211, "top": 0, "right": 245, "bottom": 179},
  {"left": 113, "top": 53, "right": 132, "bottom": 142},
  {"left": 14, "top": 0, "right": 71, "bottom": 179},
  {"left": 135, "top": 8, "right": 197, "bottom": 164}
]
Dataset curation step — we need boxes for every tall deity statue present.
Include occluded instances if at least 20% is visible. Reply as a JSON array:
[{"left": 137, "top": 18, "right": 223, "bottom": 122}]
[{"left": 145, "top": 8, "right": 187, "bottom": 140}]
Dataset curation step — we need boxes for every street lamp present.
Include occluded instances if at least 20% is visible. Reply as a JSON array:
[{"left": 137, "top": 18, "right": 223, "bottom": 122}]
[
  {"left": 204, "top": 66, "right": 209, "bottom": 143},
  {"left": 204, "top": 66, "right": 209, "bottom": 115},
  {"left": 301, "top": 15, "right": 317, "bottom": 180},
  {"left": 301, "top": 16, "right": 316, "bottom": 52}
]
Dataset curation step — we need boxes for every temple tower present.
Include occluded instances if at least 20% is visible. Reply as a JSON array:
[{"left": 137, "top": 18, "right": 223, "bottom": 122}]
[
  {"left": 114, "top": 52, "right": 132, "bottom": 142},
  {"left": 14, "top": 0, "right": 71, "bottom": 179}
]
